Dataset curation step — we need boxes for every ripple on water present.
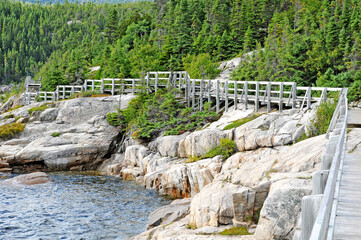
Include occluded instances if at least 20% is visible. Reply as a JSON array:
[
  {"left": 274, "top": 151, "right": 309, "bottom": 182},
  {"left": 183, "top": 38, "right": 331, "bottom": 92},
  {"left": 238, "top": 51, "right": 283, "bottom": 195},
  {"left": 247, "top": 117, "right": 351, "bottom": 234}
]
[{"left": 0, "top": 172, "right": 171, "bottom": 240}]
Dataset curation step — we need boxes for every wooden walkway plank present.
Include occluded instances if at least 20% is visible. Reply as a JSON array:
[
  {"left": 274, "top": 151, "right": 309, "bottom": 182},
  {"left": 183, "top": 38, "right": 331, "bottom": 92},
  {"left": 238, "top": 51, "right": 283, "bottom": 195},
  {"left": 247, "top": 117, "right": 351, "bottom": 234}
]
[{"left": 333, "top": 150, "right": 361, "bottom": 239}]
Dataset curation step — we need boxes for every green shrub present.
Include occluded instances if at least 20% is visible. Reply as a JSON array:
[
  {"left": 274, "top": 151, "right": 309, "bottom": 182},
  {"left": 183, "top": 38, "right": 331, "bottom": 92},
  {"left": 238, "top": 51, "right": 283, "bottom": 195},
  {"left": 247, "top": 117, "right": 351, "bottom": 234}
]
[
  {"left": 28, "top": 104, "right": 49, "bottom": 115},
  {"left": 51, "top": 132, "right": 62, "bottom": 137},
  {"left": 0, "top": 122, "right": 25, "bottom": 139},
  {"left": 106, "top": 89, "right": 219, "bottom": 141},
  {"left": 68, "top": 90, "right": 106, "bottom": 99},
  {"left": 309, "top": 98, "right": 338, "bottom": 136},
  {"left": 223, "top": 113, "right": 264, "bottom": 130},
  {"left": 219, "top": 226, "right": 252, "bottom": 235}
]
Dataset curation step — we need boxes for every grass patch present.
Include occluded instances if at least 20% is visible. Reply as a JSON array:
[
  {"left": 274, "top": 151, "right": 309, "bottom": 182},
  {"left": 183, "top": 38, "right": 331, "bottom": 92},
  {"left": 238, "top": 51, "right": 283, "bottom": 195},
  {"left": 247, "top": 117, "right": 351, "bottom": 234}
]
[
  {"left": 0, "top": 122, "right": 25, "bottom": 139},
  {"left": 219, "top": 226, "right": 252, "bottom": 236},
  {"left": 68, "top": 90, "right": 110, "bottom": 100},
  {"left": 185, "top": 155, "right": 200, "bottom": 163},
  {"left": 223, "top": 113, "right": 264, "bottom": 131},
  {"left": 295, "top": 132, "right": 308, "bottom": 143},
  {"left": 51, "top": 132, "right": 62, "bottom": 137},
  {"left": 28, "top": 104, "right": 49, "bottom": 115},
  {"left": 186, "top": 139, "right": 237, "bottom": 163},
  {"left": 348, "top": 141, "right": 361, "bottom": 153},
  {"left": 347, "top": 128, "right": 353, "bottom": 134}
]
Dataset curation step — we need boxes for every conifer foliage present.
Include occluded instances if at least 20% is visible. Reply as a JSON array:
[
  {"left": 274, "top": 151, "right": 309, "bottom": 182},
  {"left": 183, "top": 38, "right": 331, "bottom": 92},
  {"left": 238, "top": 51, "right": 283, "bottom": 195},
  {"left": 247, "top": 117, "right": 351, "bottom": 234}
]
[{"left": 0, "top": 0, "right": 360, "bottom": 100}]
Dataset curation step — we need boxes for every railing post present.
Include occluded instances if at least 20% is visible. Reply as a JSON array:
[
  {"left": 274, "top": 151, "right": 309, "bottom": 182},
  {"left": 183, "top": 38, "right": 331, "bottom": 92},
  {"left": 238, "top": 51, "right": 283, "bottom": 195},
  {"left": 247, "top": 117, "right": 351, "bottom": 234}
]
[
  {"left": 63, "top": 86, "right": 65, "bottom": 99},
  {"left": 84, "top": 80, "right": 88, "bottom": 92},
  {"left": 192, "top": 79, "right": 195, "bottom": 109},
  {"left": 56, "top": 87, "right": 59, "bottom": 101},
  {"left": 255, "top": 82, "right": 259, "bottom": 112},
  {"left": 101, "top": 79, "right": 104, "bottom": 93},
  {"left": 45, "top": 92, "right": 47, "bottom": 102},
  {"left": 234, "top": 81, "right": 238, "bottom": 110},
  {"left": 307, "top": 87, "right": 312, "bottom": 109},
  {"left": 312, "top": 170, "right": 329, "bottom": 194},
  {"left": 292, "top": 82, "right": 297, "bottom": 109},
  {"left": 216, "top": 80, "right": 220, "bottom": 113},
  {"left": 112, "top": 79, "right": 115, "bottom": 95},
  {"left": 132, "top": 79, "right": 135, "bottom": 94},
  {"left": 185, "top": 75, "right": 189, "bottom": 104},
  {"left": 244, "top": 81, "right": 248, "bottom": 110},
  {"left": 208, "top": 80, "right": 211, "bottom": 103},
  {"left": 155, "top": 72, "right": 158, "bottom": 92},
  {"left": 225, "top": 80, "right": 229, "bottom": 112},
  {"left": 301, "top": 195, "right": 323, "bottom": 240},
  {"left": 267, "top": 82, "right": 271, "bottom": 113},
  {"left": 71, "top": 86, "right": 75, "bottom": 96},
  {"left": 187, "top": 77, "right": 191, "bottom": 107},
  {"left": 279, "top": 83, "right": 284, "bottom": 112},
  {"left": 200, "top": 79, "right": 204, "bottom": 111},
  {"left": 92, "top": 80, "right": 95, "bottom": 91}
]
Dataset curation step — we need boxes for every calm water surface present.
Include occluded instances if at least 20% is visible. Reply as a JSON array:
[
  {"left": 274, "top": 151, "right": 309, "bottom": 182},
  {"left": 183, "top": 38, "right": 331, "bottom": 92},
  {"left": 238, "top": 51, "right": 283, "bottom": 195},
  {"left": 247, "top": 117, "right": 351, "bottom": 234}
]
[{"left": 0, "top": 172, "right": 171, "bottom": 240}]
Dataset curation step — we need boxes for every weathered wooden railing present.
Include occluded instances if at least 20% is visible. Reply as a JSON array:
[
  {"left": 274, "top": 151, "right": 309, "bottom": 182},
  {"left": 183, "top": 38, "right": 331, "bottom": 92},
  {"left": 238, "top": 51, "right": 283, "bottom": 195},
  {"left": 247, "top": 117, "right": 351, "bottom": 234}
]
[
  {"left": 298, "top": 88, "right": 348, "bottom": 240},
  {"left": 29, "top": 71, "right": 342, "bottom": 114}
]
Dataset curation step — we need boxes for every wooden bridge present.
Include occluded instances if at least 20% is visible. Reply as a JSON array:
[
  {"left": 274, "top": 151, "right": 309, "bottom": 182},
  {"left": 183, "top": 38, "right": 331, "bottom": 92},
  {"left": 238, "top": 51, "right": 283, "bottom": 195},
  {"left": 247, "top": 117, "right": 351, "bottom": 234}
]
[
  {"left": 26, "top": 71, "right": 342, "bottom": 113},
  {"left": 24, "top": 71, "right": 361, "bottom": 239}
]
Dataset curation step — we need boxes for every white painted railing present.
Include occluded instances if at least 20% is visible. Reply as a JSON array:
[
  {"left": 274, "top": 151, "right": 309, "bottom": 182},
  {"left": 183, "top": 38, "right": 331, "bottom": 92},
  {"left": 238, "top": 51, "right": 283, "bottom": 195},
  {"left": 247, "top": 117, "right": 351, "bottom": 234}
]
[
  {"left": 299, "top": 89, "right": 348, "bottom": 240},
  {"left": 27, "top": 71, "right": 342, "bottom": 115}
]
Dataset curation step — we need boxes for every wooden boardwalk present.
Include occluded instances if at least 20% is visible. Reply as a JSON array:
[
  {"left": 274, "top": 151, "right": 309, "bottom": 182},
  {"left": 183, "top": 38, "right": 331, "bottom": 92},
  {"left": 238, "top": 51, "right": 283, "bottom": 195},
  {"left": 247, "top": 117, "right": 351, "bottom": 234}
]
[
  {"left": 333, "top": 116, "right": 361, "bottom": 240},
  {"left": 333, "top": 152, "right": 361, "bottom": 239}
]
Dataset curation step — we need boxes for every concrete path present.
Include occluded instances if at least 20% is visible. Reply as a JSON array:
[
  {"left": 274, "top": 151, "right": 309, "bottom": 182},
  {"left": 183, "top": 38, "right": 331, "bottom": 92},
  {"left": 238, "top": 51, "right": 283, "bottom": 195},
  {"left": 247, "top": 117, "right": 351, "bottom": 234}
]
[{"left": 333, "top": 128, "right": 361, "bottom": 239}]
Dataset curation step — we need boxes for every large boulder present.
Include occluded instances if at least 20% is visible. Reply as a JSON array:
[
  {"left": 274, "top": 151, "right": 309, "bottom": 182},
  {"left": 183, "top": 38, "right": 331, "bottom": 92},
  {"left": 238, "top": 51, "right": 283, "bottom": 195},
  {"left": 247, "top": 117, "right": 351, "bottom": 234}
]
[
  {"left": 254, "top": 179, "right": 312, "bottom": 240},
  {"left": 149, "top": 132, "right": 189, "bottom": 157},
  {"left": 1, "top": 172, "right": 52, "bottom": 185},
  {"left": 189, "top": 181, "right": 249, "bottom": 228},
  {"left": 147, "top": 198, "right": 192, "bottom": 229},
  {"left": 144, "top": 156, "right": 222, "bottom": 198},
  {"left": 233, "top": 109, "right": 307, "bottom": 151},
  {"left": 178, "top": 129, "right": 228, "bottom": 158},
  {"left": 39, "top": 108, "right": 59, "bottom": 122}
]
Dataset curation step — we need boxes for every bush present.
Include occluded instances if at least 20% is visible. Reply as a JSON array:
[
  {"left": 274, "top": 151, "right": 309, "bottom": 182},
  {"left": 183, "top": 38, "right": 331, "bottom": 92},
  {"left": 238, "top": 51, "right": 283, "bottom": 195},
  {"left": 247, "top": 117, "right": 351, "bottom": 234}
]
[
  {"left": 309, "top": 98, "right": 338, "bottom": 136},
  {"left": 0, "top": 122, "right": 25, "bottom": 139},
  {"left": 106, "top": 89, "right": 219, "bottom": 141},
  {"left": 182, "top": 53, "right": 221, "bottom": 79},
  {"left": 28, "top": 104, "right": 50, "bottom": 115},
  {"left": 68, "top": 90, "right": 107, "bottom": 99}
]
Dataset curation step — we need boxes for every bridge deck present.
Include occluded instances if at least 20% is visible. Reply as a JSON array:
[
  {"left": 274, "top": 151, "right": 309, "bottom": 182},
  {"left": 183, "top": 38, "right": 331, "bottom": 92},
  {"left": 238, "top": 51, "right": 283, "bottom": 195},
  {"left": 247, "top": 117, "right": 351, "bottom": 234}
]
[{"left": 334, "top": 127, "right": 361, "bottom": 240}]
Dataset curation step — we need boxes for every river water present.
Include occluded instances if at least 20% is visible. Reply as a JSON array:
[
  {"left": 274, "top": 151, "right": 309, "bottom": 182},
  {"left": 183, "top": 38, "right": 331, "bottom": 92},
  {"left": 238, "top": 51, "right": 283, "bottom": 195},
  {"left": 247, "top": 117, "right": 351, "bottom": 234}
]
[{"left": 0, "top": 172, "right": 171, "bottom": 240}]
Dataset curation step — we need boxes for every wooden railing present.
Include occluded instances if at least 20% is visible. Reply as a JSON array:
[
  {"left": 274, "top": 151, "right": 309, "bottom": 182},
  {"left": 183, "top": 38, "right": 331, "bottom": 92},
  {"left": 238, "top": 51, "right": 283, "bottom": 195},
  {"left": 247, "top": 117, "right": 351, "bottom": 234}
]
[
  {"left": 27, "top": 71, "right": 342, "bottom": 114},
  {"left": 299, "top": 89, "right": 348, "bottom": 240}
]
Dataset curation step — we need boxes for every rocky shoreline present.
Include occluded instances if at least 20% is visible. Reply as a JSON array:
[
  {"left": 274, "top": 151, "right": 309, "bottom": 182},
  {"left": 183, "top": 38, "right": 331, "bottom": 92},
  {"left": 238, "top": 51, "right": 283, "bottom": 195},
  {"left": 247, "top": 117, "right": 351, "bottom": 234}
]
[{"left": 0, "top": 94, "right": 327, "bottom": 239}]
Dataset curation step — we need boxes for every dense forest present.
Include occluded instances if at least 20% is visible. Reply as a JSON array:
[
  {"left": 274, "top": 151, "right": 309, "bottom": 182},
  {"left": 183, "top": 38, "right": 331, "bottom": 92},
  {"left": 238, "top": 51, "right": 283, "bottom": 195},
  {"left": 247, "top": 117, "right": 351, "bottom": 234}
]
[
  {"left": 19, "top": 0, "right": 131, "bottom": 3},
  {"left": 1, "top": 0, "right": 360, "bottom": 100}
]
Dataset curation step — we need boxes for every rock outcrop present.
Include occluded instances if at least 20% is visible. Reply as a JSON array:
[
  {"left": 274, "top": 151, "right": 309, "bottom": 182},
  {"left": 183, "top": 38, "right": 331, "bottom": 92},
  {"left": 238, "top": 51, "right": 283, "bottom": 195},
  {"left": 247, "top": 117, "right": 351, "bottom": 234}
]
[
  {"left": 0, "top": 95, "right": 134, "bottom": 172},
  {"left": 1, "top": 172, "right": 52, "bottom": 185}
]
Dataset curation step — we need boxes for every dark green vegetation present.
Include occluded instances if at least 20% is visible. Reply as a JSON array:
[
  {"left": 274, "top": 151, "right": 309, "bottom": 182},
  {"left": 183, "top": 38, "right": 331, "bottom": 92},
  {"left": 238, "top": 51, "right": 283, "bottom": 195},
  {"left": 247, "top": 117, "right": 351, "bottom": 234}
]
[
  {"left": 186, "top": 138, "right": 236, "bottom": 163},
  {"left": 106, "top": 89, "right": 219, "bottom": 141},
  {"left": 0, "top": 122, "right": 25, "bottom": 139},
  {"left": 219, "top": 226, "right": 252, "bottom": 235},
  {"left": 1, "top": 0, "right": 360, "bottom": 100},
  {"left": 309, "top": 98, "right": 338, "bottom": 136},
  {"left": 20, "top": 0, "right": 129, "bottom": 3}
]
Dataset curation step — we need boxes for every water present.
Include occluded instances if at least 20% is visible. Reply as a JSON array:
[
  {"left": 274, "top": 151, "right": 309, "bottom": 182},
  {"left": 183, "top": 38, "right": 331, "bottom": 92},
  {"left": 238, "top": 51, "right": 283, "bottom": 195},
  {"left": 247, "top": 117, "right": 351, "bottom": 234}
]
[{"left": 0, "top": 172, "right": 171, "bottom": 240}]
